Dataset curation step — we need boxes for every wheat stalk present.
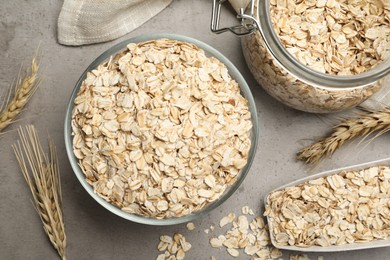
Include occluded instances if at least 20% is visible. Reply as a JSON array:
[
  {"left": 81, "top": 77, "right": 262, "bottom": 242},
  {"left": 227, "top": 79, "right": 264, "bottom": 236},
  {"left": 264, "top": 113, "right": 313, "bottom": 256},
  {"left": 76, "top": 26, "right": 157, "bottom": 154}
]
[
  {"left": 13, "top": 125, "right": 66, "bottom": 260},
  {"left": 0, "top": 57, "right": 40, "bottom": 132},
  {"left": 297, "top": 107, "right": 390, "bottom": 165}
]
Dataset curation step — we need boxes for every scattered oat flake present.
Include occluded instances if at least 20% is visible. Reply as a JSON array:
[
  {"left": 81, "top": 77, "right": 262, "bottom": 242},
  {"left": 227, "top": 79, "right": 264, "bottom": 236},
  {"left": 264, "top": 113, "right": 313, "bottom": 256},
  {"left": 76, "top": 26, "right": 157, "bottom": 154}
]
[
  {"left": 210, "top": 207, "right": 283, "bottom": 259},
  {"left": 242, "top": 206, "right": 254, "bottom": 215},
  {"left": 219, "top": 213, "right": 235, "bottom": 227},
  {"left": 156, "top": 233, "right": 191, "bottom": 260},
  {"left": 210, "top": 238, "right": 222, "bottom": 248},
  {"left": 227, "top": 248, "right": 240, "bottom": 257},
  {"left": 186, "top": 222, "right": 195, "bottom": 231},
  {"left": 156, "top": 254, "right": 166, "bottom": 260}
]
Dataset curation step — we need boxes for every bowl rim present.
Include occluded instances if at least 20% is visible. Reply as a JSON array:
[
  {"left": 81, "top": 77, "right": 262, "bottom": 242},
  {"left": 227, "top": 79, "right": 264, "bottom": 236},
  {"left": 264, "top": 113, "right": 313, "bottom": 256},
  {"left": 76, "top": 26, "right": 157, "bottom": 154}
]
[{"left": 64, "top": 33, "right": 259, "bottom": 225}]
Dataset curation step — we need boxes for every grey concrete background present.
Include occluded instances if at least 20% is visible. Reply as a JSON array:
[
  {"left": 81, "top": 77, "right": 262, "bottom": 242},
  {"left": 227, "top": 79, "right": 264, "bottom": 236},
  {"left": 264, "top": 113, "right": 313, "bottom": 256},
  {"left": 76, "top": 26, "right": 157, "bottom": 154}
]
[{"left": 0, "top": 0, "right": 389, "bottom": 259}]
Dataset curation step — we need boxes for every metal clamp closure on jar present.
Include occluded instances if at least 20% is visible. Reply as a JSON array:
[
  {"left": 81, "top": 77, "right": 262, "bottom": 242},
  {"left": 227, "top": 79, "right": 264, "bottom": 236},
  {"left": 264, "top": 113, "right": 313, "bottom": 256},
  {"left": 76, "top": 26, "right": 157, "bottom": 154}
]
[{"left": 210, "top": 0, "right": 390, "bottom": 89}]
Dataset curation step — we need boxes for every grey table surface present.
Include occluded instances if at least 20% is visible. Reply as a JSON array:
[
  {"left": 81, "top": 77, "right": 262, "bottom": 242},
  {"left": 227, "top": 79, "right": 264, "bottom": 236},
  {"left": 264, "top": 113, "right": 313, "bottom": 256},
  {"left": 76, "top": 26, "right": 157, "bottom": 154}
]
[{"left": 1, "top": 0, "right": 389, "bottom": 259}]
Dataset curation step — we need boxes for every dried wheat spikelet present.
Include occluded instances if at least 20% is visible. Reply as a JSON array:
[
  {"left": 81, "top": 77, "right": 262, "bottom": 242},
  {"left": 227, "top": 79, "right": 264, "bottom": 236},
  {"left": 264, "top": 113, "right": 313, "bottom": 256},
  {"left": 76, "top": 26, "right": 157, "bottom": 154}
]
[
  {"left": 13, "top": 125, "right": 66, "bottom": 260},
  {"left": 0, "top": 56, "right": 40, "bottom": 132},
  {"left": 297, "top": 107, "right": 390, "bottom": 165}
]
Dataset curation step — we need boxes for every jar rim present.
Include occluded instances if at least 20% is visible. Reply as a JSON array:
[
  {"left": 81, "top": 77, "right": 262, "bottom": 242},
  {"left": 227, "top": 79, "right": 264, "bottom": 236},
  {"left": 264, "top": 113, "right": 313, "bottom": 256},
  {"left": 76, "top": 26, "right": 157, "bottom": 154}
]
[{"left": 256, "top": 0, "right": 390, "bottom": 89}]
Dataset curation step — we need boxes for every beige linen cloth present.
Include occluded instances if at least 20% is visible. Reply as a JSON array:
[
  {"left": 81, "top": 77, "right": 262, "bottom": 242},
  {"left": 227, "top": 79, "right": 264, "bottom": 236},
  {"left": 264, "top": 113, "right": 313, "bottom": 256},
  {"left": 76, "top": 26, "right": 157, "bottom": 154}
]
[{"left": 57, "top": 0, "right": 172, "bottom": 46}]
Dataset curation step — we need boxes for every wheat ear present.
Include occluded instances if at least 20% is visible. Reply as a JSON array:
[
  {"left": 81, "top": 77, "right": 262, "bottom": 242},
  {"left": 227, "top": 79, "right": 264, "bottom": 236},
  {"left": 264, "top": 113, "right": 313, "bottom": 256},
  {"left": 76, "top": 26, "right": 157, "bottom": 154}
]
[
  {"left": 13, "top": 125, "right": 66, "bottom": 260},
  {"left": 297, "top": 107, "right": 390, "bottom": 165},
  {"left": 0, "top": 57, "right": 40, "bottom": 132}
]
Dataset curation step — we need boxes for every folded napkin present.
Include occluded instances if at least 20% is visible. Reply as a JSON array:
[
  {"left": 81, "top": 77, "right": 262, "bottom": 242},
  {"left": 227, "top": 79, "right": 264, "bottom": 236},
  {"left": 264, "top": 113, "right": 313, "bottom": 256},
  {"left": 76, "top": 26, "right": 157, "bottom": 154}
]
[{"left": 57, "top": 0, "right": 172, "bottom": 46}]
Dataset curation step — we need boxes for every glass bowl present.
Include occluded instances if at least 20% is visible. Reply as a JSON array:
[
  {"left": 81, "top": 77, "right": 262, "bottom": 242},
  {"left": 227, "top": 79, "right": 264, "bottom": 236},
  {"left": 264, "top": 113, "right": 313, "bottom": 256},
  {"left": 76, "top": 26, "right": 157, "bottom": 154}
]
[{"left": 64, "top": 33, "right": 259, "bottom": 225}]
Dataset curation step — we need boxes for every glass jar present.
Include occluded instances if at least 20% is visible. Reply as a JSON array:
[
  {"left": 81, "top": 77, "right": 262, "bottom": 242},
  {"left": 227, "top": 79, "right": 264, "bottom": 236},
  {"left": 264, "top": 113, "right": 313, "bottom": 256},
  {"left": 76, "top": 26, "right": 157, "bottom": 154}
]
[{"left": 211, "top": 0, "right": 390, "bottom": 113}]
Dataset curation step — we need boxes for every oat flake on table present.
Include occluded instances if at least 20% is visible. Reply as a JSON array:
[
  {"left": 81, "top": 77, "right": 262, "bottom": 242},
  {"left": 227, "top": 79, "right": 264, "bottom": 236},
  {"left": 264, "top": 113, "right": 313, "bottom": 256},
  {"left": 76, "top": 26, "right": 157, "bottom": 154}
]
[{"left": 209, "top": 206, "right": 283, "bottom": 259}]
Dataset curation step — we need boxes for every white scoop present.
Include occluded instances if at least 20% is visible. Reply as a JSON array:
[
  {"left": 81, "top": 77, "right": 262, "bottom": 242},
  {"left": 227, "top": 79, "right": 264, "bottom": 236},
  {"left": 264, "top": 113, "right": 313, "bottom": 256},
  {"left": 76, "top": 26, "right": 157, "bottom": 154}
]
[{"left": 264, "top": 158, "right": 390, "bottom": 252}]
